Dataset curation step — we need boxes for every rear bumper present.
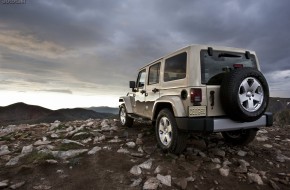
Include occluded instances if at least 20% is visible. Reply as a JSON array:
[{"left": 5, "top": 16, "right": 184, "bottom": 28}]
[{"left": 175, "top": 112, "right": 273, "bottom": 133}]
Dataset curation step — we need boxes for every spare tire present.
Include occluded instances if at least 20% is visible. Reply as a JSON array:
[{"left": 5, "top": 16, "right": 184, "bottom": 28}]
[{"left": 220, "top": 67, "right": 269, "bottom": 122}]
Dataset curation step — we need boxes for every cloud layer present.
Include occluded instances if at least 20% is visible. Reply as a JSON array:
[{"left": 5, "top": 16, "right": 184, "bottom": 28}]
[{"left": 0, "top": 0, "right": 289, "bottom": 108}]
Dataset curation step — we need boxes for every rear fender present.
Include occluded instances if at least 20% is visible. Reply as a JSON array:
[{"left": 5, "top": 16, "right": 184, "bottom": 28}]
[{"left": 152, "top": 96, "right": 186, "bottom": 120}]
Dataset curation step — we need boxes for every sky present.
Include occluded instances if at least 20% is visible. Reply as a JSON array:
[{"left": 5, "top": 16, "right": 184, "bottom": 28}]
[{"left": 0, "top": 0, "right": 289, "bottom": 110}]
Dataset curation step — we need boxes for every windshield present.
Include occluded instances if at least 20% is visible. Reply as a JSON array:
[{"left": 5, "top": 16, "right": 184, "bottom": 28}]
[{"left": 200, "top": 50, "right": 257, "bottom": 85}]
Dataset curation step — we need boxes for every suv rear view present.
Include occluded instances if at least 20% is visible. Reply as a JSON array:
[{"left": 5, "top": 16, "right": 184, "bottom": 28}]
[{"left": 119, "top": 45, "right": 273, "bottom": 154}]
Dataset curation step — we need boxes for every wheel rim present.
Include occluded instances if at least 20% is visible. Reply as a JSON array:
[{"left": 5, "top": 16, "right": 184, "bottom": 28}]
[
  {"left": 238, "top": 77, "right": 264, "bottom": 112},
  {"left": 120, "top": 107, "right": 126, "bottom": 125},
  {"left": 158, "top": 116, "right": 172, "bottom": 147}
]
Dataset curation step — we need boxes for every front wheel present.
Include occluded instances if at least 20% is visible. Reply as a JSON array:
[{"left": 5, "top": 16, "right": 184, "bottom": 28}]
[
  {"left": 155, "top": 109, "right": 188, "bottom": 154},
  {"left": 221, "top": 129, "right": 257, "bottom": 146},
  {"left": 119, "top": 104, "right": 134, "bottom": 127}
]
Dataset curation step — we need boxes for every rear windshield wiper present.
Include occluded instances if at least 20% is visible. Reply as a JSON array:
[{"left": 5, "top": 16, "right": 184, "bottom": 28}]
[{"left": 218, "top": 53, "right": 241, "bottom": 58}]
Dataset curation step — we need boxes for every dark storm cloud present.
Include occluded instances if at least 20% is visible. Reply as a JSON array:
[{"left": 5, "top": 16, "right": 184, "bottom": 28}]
[{"left": 0, "top": 0, "right": 290, "bottom": 97}]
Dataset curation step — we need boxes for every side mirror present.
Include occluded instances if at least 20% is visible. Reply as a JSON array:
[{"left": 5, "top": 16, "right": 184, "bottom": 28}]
[{"left": 129, "top": 81, "right": 136, "bottom": 89}]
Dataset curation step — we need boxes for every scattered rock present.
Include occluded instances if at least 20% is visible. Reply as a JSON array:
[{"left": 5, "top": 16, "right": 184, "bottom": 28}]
[
  {"left": 157, "top": 174, "right": 171, "bottom": 186},
  {"left": 139, "top": 159, "right": 153, "bottom": 170},
  {"left": 46, "top": 159, "right": 58, "bottom": 164},
  {"left": 211, "top": 158, "right": 221, "bottom": 164},
  {"left": 52, "top": 149, "right": 88, "bottom": 160},
  {"left": 117, "top": 148, "right": 130, "bottom": 154},
  {"left": 9, "top": 181, "right": 25, "bottom": 189},
  {"left": 33, "top": 185, "right": 52, "bottom": 190},
  {"left": 0, "top": 145, "right": 11, "bottom": 156},
  {"left": 126, "top": 142, "right": 136, "bottom": 149},
  {"left": 247, "top": 173, "right": 263, "bottom": 185},
  {"left": 219, "top": 166, "right": 230, "bottom": 177},
  {"left": 256, "top": 136, "right": 268, "bottom": 142},
  {"left": 21, "top": 144, "right": 33, "bottom": 155},
  {"left": 263, "top": 144, "right": 273, "bottom": 148},
  {"left": 6, "top": 155, "right": 22, "bottom": 166},
  {"left": 108, "top": 136, "right": 122, "bottom": 143},
  {"left": 62, "top": 139, "right": 85, "bottom": 146},
  {"left": 174, "top": 178, "right": 188, "bottom": 190},
  {"left": 130, "top": 165, "right": 142, "bottom": 176},
  {"left": 130, "top": 178, "right": 142, "bottom": 187},
  {"left": 34, "top": 139, "right": 51, "bottom": 146},
  {"left": 130, "top": 153, "right": 144, "bottom": 157},
  {"left": 143, "top": 177, "right": 160, "bottom": 190},
  {"left": 50, "top": 133, "right": 59, "bottom": 138},
  {"left": 88, "top": 146, "right": 102, "bottom": 155},
  {"left": 237, "top": 150, "right": 247, "bottom": 157},
  {"left": 154, "top": 165, "right": 163, "bottom": 174},
  {"left": 0, "top": 180, "right": 8, "bottom": 188}
]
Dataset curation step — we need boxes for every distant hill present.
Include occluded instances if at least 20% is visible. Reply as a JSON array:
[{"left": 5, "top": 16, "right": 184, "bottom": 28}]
[
  {"left": 86, "top": 106, "right": 119, "bottom": 115},
  {"left": 0, "top": 102, "right": 113, "bottom": 126}
]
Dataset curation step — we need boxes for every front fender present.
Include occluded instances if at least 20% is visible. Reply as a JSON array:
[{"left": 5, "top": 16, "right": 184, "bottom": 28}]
[
  {"left": 119, "top": 96, "right": 134, "bottom": 113},
  {"left": 152, "top": 96, "right": 186, "bottom": 119}
]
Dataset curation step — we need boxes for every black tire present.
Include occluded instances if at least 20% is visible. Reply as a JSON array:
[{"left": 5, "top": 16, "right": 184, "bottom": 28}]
[
  {"left": 220, "top": 67, "right": 269, "bottom": 122},
  {"left": 221, "top": 129, "right": 257, "bottom": 146},
  {"left": 119, "top": 104, "right": 134, "bottom": 127},
  {"left": 155, "top": 109, "right": 188, "bottom": 154}
]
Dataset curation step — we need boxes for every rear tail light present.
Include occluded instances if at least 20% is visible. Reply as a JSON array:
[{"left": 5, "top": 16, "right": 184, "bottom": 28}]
[
  {"left": 190, "top": 88, "right": 202, "bottom": 103},
  {"left": 233, "top": 64, "right": 243, "bottom": 69}
]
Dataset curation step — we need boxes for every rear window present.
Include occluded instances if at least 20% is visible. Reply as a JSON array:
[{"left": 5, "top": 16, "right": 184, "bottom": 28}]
[{"left": 200, "top": 50, "right": 257, "bottom": 85}]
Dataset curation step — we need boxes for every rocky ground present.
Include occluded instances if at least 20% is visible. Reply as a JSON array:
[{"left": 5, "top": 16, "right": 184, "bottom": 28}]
[{"left": 0, "top": 119, "right": 289, "bottom": 190}]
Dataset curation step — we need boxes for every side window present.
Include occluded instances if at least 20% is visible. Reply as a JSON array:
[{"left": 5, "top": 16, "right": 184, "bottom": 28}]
[
  {"left": 136, "top": 69, "right": 146, "bottom": 89},
  {"left": 164, "top": 52, "right": 187, "bottom": 82},
  {"left": 148, "top": 62, "right": 160, "bottom": 85}
]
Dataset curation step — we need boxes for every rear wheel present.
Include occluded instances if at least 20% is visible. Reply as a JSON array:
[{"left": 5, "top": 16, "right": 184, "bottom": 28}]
[
  {"left": 155, "top": 109, "right": 188, "bottom": 154},
  {"left": 221, "top": 129, "right": 257, "bottom": 145},
  {"left": 119, "top": 104, "right": 134, "bottom": 127}
]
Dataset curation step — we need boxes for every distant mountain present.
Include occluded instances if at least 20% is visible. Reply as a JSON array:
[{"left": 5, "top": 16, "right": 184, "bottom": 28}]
[
  {"left": 86, "top": 106, "right": 119, "bottom": 115},
  {"left": 0, "top": 102, "right": 114, "bottom": 126}
]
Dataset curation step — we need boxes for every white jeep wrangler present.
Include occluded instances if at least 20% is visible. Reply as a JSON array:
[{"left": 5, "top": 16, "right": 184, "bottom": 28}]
[{"left": 119, "top": 45, "right": 273, "bottom": 154}]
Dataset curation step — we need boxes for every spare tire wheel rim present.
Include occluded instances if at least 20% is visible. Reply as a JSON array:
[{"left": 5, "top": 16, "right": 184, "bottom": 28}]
[
  {"left": 238, "top": 77, "right": 264, "bottom": 112},
  {"left": 120, "top": 107, "right": 126, "bottom": 125},
  {"left": 158, "top": 116, "right": 172, "bottom": 147}
]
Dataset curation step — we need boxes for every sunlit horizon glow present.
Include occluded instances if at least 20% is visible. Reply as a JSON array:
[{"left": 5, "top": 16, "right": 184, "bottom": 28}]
[{"left": 0, "top": 90, "right": 120, "bottom": 110}]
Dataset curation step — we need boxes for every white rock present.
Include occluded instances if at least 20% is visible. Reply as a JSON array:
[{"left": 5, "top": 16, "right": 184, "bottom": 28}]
[
  {"left": 247, "top": 173, "right": 263, "bottom": 185},
  {"left": 239, "top": 159, "right": 250, "bottom": 167},
  {"left": 0, "top": 145, "right": 11, "bottom": 156},
  {"left": 62, "top": 139, "right": 85, "bottom": 146},
  {"left": 0, "top": 181, "right": 8, "bottom": 188},
  {"left": 117, "top": 148, "right": 130, "bottom": 154},
  {"left": 50, "top": 121, "right": 60, "bottom": 131},
  {"left": 157, "top": 174, "right": 171, "bottom": 186},
  {"left": 52, "top": 149, "right": 88, "bottom": 160},
  {"left": 154, "top": 165, "right": 163, "bottom": 174},
  {"left": 21, "top": 144, "right": 33, "bottom": 155},
  {"left": 6, "top": 155, "right": 22, "bottom": 166},
  {"left": 108, "top": 136, "right": 122, "bottom": 143},
  {"left": 130, "top": 178, "right": 142, "bottom": 187},
  {"left": 126, "top": 142, "right": 136, "bottom": 149},
  {"left": 219, "top": 167, "right": 230, "bottom": 177},
  {"left": 46, "top": 159, "right": 58, "bottom": 164},
  {"left": 130, "top": 165, "right": 142, "bottom": 176},
  {"left": 237, "top": 150, "right": 247, "bottom": 157},
  {"left": 212, "top": 158, "right": 221, "bottom": 164},
  {"left": 50, "top": 133, "right": 59, "bottom": 138},
  {"left": 143, "top": 177, "right": 160, "bottom": 190},
  {"left": 88, "top": 146, "right": 102, "bottom": 155},
  {"left": 34, "top": 139, "right": 51, "bottom": 146},
  {"left": 263, "top": 144, "right": 273, "bottom": 148},
  {"left": 139, "top": 159, "right": 153, "bottom": 170},
  {"left": 86, "top": 121, "right": 94, "bottom": 127},
  {"left": 9, "top": 181, "right": 25, "bottom": 189},
  {"left": 222, "top": 160, "right": 232, "bottom": 166},
  {"left": 82, "top": 137, "right": 92, "bottom": 144},
  {"left": 256, "top": 136, "right": 268, "bottom": 142}
]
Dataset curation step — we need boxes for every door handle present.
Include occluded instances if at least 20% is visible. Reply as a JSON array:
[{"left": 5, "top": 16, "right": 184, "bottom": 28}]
[
  {"left": 140, "top": 90, "right": 146, "bottom": 94},
  {"left": 152, "top": 88, "right": 159, "bottom": 93}
]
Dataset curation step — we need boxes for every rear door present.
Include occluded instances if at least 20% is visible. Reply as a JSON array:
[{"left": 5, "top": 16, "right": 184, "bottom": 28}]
[
  {"left": 200, "top": 49, "right": 258, "bottom": 116},
  {"left": 144, "top": 62, "right": 161, "bottom": 118}
]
